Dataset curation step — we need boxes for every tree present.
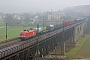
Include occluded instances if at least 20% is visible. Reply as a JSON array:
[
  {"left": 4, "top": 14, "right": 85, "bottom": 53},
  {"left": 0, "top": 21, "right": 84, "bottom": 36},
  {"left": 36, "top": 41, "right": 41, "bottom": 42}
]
[
  {"left": 3, "top": 14, "right": 21, "bottom": 26},
  {"left": 3, "top": 14, "right": 14, "bottom": 26}
]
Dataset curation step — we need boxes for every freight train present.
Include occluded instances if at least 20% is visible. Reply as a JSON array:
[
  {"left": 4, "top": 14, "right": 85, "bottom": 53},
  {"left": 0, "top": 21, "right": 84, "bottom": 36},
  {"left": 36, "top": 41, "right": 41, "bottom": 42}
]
[{"left": 20, "top": 21, "right": 71, "bottom": 40}]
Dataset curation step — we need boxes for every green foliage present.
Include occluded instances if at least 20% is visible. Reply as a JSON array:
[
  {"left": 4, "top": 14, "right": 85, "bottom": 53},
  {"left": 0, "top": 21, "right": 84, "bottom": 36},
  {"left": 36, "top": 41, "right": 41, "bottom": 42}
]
[
  {"left": 3, "top": 14, "right": 21, "bottom": 26},
  {"left": 66, "top": 35, "right": 89, "bottom": 57}
]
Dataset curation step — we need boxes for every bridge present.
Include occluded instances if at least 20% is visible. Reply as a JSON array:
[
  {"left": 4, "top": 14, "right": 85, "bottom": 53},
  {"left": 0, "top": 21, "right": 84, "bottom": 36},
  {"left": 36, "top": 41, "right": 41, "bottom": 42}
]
[{"left": 0, "top": 18, "right": 87, "bottom": 60}]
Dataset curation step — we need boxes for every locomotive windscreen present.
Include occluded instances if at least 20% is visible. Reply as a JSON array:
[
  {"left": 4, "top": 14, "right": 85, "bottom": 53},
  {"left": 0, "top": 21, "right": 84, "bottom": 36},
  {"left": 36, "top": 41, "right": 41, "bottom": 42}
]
[{"left": 20, "top": 32, "right": 24, "bottom": 36}]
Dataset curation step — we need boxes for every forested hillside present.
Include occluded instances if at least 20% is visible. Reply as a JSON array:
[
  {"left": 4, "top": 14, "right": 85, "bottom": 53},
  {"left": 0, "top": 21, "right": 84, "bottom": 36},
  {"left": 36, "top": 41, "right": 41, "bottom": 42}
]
[{"left": 62, "top": 5, "right": 90, "bottom": 17}]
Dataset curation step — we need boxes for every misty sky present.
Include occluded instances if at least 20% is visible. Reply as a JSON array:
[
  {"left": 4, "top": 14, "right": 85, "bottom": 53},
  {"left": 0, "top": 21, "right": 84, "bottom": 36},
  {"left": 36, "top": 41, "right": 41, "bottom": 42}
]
[{"left": 0, "top": 0, "right": 90, "bottom": 13}]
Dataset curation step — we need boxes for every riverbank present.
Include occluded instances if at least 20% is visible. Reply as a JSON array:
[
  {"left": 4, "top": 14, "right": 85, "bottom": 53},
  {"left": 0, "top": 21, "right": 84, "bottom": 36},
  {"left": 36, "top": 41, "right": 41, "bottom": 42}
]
[{"left": 66, "top": 35, "right": 90, "bottom": 59}]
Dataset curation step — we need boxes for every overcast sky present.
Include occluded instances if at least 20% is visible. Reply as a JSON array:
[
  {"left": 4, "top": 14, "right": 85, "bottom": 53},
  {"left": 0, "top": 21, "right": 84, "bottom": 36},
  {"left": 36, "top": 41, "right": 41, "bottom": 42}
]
[{"left": 0, "top": 0, "right": 90, "bottom": 13}]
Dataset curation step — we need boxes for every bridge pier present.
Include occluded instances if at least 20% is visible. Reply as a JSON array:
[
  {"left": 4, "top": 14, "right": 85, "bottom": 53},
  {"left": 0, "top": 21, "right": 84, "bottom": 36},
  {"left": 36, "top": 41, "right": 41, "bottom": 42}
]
[
  {"left": 73, "top": 22, "right": 87, "bottom": 46},
  {"left": 60, "top": 42, "right": 65, "bottom": 55}
]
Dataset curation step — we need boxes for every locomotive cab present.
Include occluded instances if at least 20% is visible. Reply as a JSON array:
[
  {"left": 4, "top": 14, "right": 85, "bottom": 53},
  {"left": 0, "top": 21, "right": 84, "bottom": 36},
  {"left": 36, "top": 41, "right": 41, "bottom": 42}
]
[{"left": 20, "top": 31, "right": 25, "bottom": 40}]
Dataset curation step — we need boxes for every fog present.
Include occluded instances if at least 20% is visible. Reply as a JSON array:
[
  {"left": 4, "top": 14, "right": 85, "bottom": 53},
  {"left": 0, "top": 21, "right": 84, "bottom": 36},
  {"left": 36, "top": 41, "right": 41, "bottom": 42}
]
[{"left": 0, "top": 0, "right": 90, "bottom": 13}]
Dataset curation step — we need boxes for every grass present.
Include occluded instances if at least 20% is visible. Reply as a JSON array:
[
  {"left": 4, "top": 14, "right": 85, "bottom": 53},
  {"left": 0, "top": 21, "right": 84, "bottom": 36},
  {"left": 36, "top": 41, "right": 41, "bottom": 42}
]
[
  {"left": 73, "top": 35, "right": 90, "bottom": 58},
  {"left": 0, "top": 26, "right": 29, "bottom": 42},
  {"left": 0, "top": 26, "right": 46, "bottom": 43},
  {"left": 66, "top": 35, "right": 89, "bottom": 57}
]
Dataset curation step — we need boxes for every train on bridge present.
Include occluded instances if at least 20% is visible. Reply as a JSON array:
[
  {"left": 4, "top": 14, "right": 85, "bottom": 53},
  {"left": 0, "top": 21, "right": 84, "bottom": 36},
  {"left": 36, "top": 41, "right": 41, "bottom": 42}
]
[
  {"left": 20, "top": 20, "right": 71, "bottom": 40},
  {"left": 19, "top": 18, "right": 86, "bottom": 41}
]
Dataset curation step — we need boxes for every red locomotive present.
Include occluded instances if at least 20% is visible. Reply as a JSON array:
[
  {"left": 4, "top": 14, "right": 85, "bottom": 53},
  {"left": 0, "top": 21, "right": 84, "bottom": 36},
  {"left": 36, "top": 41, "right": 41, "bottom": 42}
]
[
  {"left": 67, "top": 20, "right": 71, "bottom": 25},
  {"left": 20, "top": 30, "right": 36, "bottom": 40},
  {"left": 64, "top": 20, "right": 71, "bottom": 25}
]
